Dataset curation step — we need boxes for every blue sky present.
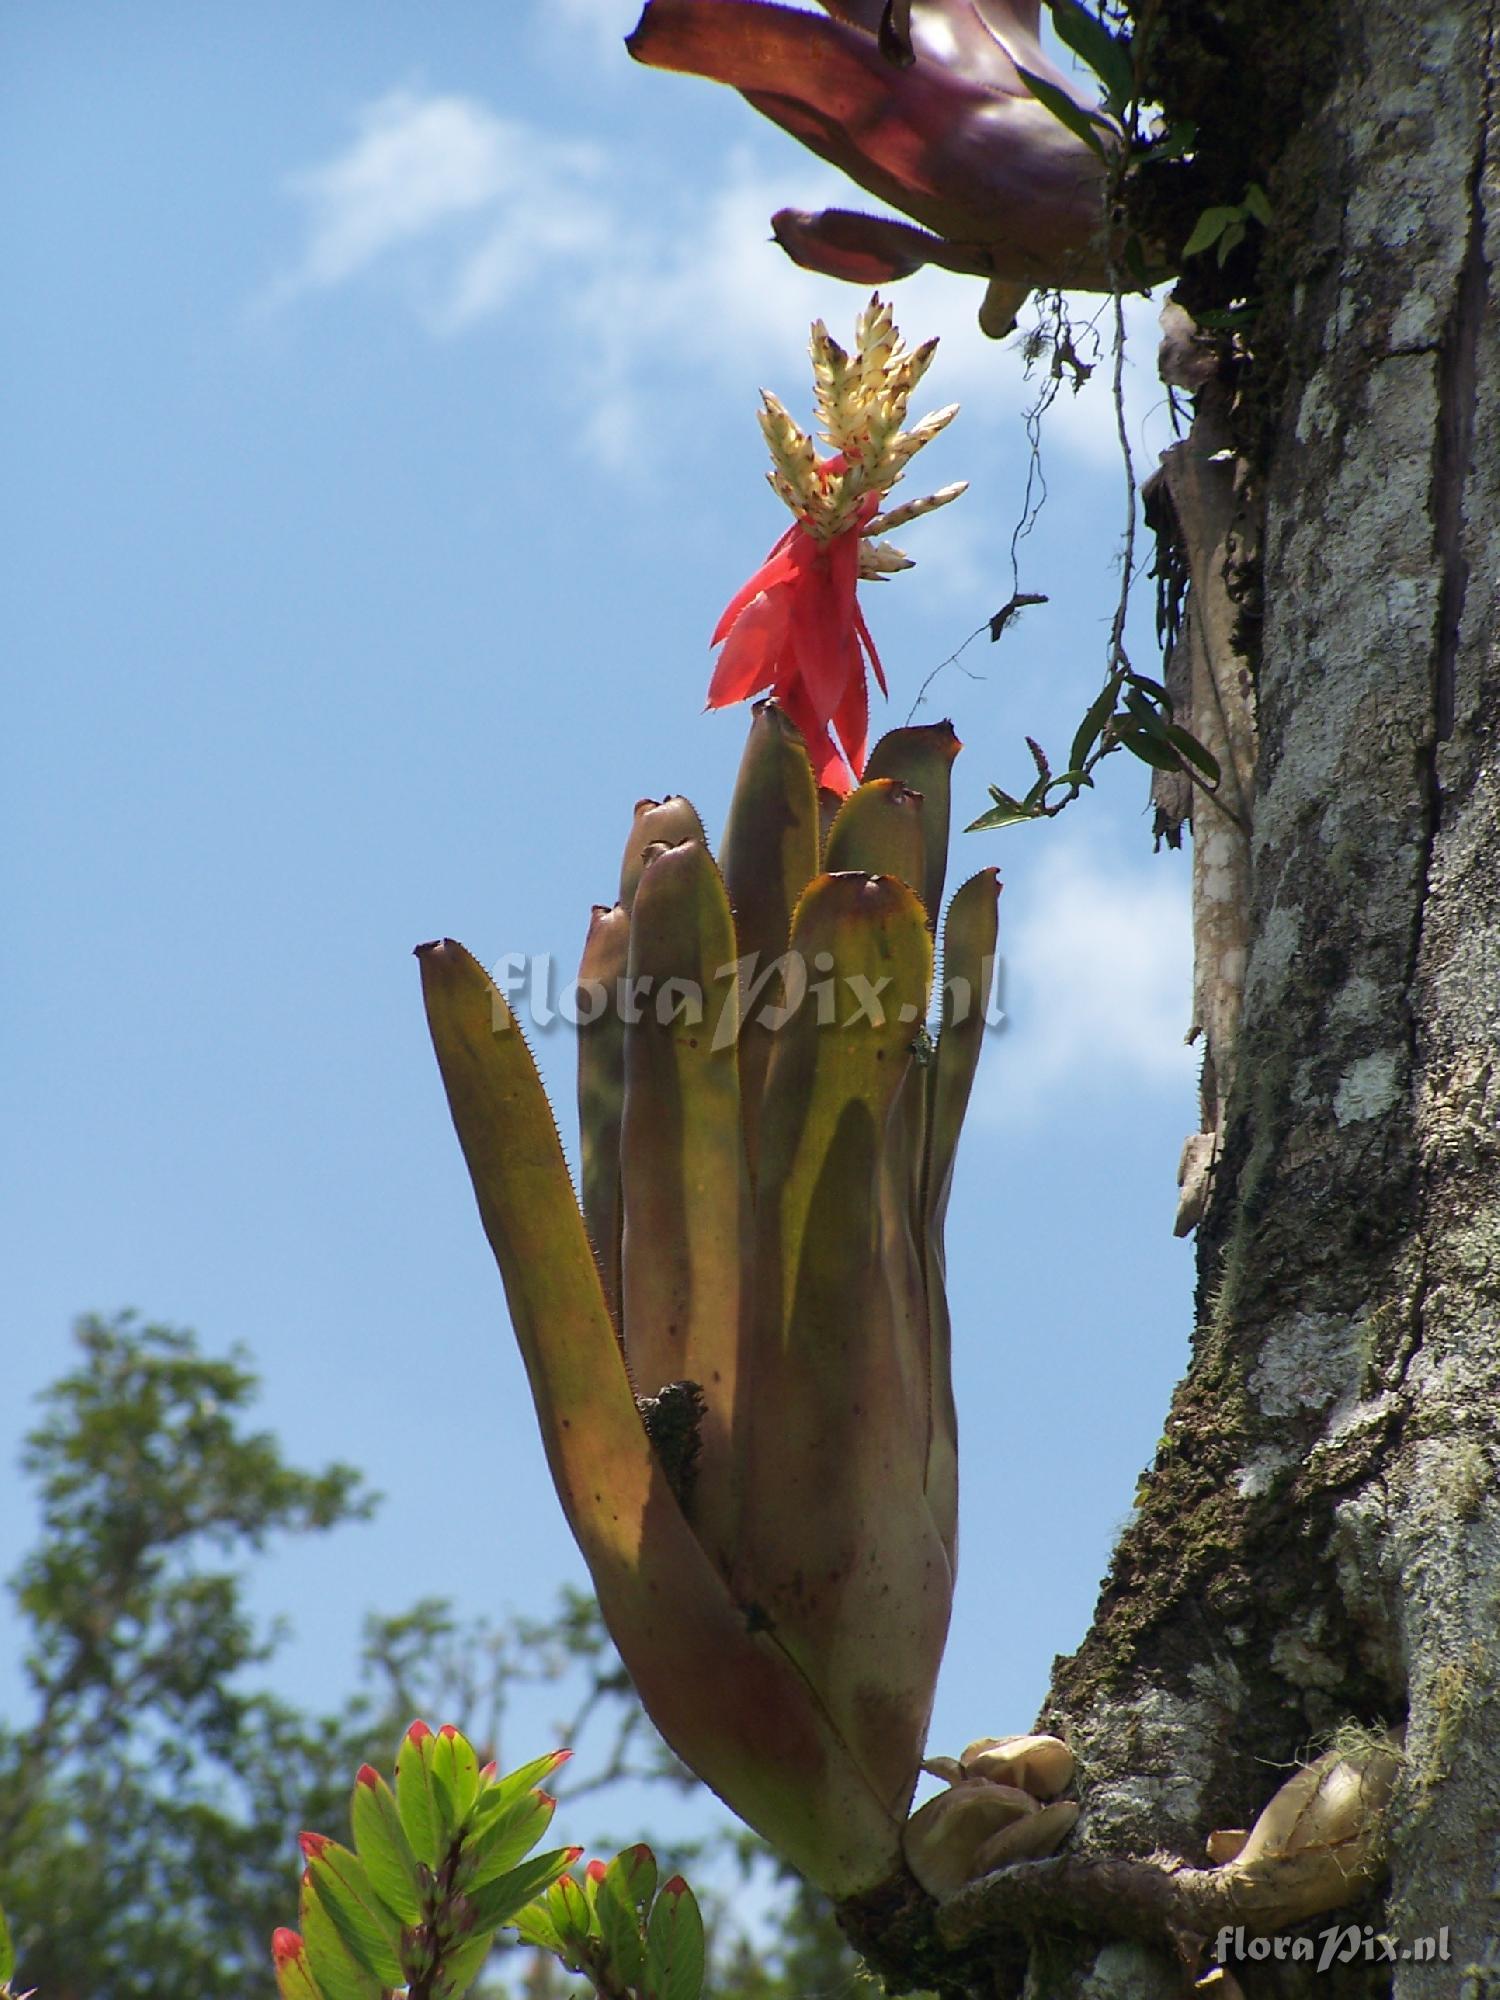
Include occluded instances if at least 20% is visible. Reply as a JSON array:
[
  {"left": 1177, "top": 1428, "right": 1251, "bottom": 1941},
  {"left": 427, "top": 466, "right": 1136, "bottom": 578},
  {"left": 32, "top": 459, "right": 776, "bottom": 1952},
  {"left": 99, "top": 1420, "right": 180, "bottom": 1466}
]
[{"left": 3, "top": 0, "right": 1197, "bottom": 1874}]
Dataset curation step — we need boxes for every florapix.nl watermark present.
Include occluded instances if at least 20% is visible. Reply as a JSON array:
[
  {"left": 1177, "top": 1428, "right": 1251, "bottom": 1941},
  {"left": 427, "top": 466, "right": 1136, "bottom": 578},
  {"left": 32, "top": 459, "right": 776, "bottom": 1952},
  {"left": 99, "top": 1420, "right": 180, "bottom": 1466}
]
[
  {"left": 1211, "top": 1923, "right": 1451, "bottom": 1974},
  {"left": 489, "top": 949, "right": 1008, "bottom": 1050}
]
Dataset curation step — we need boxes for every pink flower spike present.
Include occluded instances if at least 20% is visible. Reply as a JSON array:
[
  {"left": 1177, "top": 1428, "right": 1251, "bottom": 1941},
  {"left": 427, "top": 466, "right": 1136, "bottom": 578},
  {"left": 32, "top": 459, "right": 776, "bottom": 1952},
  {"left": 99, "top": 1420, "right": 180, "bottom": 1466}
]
[
  {"left": 586, "top": 1859, "right": 609, "bottom": 1884},
  {"left": 706, "top": 299, "right": 965, "bottom": 790},
  {"left": 298, "top": 1832, "right": 329, "bottom": 1860},
  {"left": 271, "top": 1929, "right": 306, "bottom": 1964},
  {"left": 405, "top": 1719, "right": 433, "bottom": 1745},
  {"left": 355, "top": 1764, "right": 381, "bottom": 1789}
]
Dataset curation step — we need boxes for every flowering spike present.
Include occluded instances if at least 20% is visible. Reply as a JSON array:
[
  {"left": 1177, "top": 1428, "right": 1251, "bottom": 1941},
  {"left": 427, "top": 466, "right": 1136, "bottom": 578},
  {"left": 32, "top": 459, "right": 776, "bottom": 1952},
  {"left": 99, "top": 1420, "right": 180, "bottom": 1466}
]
[
  {"left": 422, "top": 475, "right": 999, "bottom": 1902},
  {"left": 709, "top": 299, "right": 963, "bottom": 793}
]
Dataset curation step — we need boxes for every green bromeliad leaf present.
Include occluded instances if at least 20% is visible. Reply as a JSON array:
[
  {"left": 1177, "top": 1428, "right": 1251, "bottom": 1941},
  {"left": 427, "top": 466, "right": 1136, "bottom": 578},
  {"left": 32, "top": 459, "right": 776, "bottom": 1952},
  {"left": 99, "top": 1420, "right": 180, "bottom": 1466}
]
[
  {"left": 720, "top": 698, "right": 822, "bottom": 1179},
  {"left": 510, "top": 1893, "right": 567, "bottom": 1956},
  {"left": 823, "top": 777, "right": 926, "bottom": 894},
  {"left": 469, "top": 1748, "right": 571, "bottom": 1825},
  {"left": 618, "top": 838, "right": 746, "bottom": 1565},
  {"left": 862, "top": 723, "right": 960, "bottom": 925},
  {"left": 743, "top": 873, "right": 949, "bottom": 1816},
  {"left": 923, "top": 867, "right": 1000, "bottom": 1559},
  {"left": 577, "top": 901, "right": 632, "bottom": 1321},
  {"left": 272, "top": 1932, "right": 323, "bottom": 2000}
]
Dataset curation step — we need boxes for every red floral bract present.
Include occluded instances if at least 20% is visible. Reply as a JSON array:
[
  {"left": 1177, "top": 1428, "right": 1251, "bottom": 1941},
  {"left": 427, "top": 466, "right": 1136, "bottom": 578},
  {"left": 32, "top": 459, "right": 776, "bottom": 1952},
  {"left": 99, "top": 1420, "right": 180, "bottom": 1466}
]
[
  {"left": 708, "top": 492, "right": 886, "bottom": 793},
  {"left": 706, "top": 296, "right": 965, "bottom": 789}
]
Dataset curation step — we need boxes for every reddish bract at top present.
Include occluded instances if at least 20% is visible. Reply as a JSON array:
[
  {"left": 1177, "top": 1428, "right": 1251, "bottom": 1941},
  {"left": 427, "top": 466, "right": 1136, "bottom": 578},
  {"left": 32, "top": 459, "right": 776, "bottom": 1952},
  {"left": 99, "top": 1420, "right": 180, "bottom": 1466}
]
[
  {"left": 708, "top": 494, "right": 886, "bottom": 794},
  {"left": 628, "top": 0, "right": 1112, "bottom": 312}
]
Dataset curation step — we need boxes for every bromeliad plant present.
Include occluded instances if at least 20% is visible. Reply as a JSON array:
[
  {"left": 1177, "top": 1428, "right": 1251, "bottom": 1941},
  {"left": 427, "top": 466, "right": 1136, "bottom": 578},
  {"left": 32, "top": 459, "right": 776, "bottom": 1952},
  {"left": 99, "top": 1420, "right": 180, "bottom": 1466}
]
[
  {"left": 418, "top": 308, "right": 999, "bottom": 1901},
  {"left": 707, "top": 296, "right": 965, "bottom": 792},
  {"left": 419, "top": 714, "right": 995, "bottom": 1899},
  {"left": 628, "top": 0, "right": 1121, "bottom": 333}
]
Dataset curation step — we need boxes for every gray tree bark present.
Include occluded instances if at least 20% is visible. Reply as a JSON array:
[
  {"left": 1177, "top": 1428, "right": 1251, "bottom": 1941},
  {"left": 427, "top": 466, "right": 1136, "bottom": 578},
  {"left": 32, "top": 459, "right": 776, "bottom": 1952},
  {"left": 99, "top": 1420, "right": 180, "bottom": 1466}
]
[
  {"left": 1009, "top": 1, "right": 1500, "bottom": 1993},
  {"left": 831, "top": 5, "right": 1500, "bottom": 1992},
  {"left": 841, "top": 4, "right": 1500, "bottom": 1996}
]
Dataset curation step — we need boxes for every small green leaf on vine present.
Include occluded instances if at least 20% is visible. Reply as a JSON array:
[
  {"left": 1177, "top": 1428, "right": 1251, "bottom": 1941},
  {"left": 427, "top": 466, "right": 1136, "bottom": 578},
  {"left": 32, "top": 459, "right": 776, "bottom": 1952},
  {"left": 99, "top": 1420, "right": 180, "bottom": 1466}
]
[
  {"left": 1014, "top": 67, "right": 1114, "bottom": 157},
  {"left": 1046, "top": 0, "right": 1135, "bottom": 117},
  {"left": 1183, "top": 184, "right": 1273, "bottom": 263}
]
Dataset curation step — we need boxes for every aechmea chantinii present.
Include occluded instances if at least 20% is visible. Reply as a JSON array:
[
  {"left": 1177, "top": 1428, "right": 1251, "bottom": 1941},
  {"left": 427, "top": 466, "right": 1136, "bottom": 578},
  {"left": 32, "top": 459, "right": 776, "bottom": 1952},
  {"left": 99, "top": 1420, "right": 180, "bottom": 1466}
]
[
  {"left": 707, "top": 296, "right": 965, "bottom": 793},
  {"left": 417, "top": 306, "right": 1020, "bottom": 1898}
]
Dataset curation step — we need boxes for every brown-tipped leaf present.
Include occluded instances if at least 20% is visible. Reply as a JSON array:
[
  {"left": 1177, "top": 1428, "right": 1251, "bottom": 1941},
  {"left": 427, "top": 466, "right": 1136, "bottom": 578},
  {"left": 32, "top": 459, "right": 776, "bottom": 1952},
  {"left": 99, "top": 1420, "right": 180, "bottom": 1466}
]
[
  {"left": 863, "top": 723, "right": 961, "bottom": 926},
  {"left": 824, "top": 777, "right": 926, "bottom": 897},
  {"left": 620, "top": 796, "right": 706, "bottom": 910}
]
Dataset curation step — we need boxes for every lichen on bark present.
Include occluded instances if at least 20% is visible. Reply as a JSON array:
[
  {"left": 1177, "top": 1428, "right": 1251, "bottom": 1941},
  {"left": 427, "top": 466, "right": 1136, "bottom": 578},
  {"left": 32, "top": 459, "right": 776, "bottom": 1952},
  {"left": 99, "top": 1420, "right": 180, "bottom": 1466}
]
[{"left": 924, "top": 1, "right": 1500, "bottom": 1994}]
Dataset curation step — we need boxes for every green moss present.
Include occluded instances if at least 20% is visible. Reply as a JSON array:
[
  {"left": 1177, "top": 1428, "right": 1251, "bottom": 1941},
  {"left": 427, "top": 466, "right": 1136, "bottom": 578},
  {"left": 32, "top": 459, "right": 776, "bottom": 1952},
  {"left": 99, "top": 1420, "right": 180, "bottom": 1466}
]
[
  {"left": 1442, "top": 1440, "right": 1491, "bottom": 1522},
  {"left": 1418, "top": 1644, "right": 1484, "bottom": 1796}
]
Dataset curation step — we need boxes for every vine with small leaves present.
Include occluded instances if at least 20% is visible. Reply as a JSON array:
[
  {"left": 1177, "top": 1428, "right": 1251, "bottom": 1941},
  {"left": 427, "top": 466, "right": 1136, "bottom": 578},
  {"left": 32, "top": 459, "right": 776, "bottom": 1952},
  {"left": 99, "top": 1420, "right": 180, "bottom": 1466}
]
[{"left": 970, "top": 0, "right": 1237, "bottom": 834}]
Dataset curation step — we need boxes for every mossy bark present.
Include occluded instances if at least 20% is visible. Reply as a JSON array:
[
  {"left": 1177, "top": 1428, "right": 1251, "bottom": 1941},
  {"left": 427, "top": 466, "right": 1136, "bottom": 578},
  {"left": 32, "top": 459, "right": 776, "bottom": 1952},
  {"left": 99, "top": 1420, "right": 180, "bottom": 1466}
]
[{"left": 1005, "top": 1, "right": 1500, "bottom": 1994}]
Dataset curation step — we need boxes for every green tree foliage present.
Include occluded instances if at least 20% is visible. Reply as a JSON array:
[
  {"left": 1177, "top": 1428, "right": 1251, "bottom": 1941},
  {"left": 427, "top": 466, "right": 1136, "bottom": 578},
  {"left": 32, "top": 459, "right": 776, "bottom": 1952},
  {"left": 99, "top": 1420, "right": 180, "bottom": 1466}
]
[
  {"left": 0, "top": 1315, "right": 862, "bottom": 2000},
  {"left": 0, "top": 1312, "right": 380, "bottom": 1998}
]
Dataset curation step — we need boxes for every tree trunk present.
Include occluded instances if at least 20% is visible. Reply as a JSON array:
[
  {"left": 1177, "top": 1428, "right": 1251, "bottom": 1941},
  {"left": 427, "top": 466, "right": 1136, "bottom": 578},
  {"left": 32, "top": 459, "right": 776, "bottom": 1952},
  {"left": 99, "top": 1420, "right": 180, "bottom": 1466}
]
[
  {"left": 1027, "top": 0, "right": 1500, "bottom": 1991},
  {"left": 892, "top": 2, "right": 1500, "bottom": 1994}
]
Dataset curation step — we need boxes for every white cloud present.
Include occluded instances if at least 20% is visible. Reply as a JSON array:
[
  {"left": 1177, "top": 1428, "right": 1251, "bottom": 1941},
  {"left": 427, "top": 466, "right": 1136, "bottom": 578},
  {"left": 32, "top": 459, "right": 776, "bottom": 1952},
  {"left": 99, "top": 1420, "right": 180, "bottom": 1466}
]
[
  {"left": 266, "top": 89, "right": 607, "bottom": 328},
  {"left": 980, "top": 836, "right": 1196, "bottom": 1127},
  {"left": 541, "top": 0, "right": 642, "bottom": 62},
  {"left": 264, "top": 87, "right": 1173, "bottom": 474}
]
